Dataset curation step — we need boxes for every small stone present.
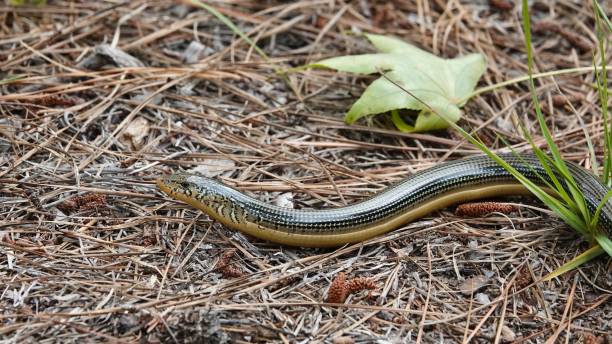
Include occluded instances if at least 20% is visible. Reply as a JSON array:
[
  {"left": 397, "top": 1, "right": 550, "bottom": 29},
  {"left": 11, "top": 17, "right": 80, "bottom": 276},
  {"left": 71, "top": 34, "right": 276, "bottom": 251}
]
[
  {"left": 275, "top": 192, "right": 294, "bottom": 209},
  {"left": 475, "top": 292, "right": 491, "bottom": 304}
]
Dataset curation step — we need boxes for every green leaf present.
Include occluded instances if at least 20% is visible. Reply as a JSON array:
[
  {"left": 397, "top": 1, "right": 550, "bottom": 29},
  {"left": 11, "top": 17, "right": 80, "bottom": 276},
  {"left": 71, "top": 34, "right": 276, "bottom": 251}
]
[
  {"left": 310, "top": 34, "right": 485, "bottom": 132},
  {"left": 390, "top": 104, "right": 461, "bottom": 133}
]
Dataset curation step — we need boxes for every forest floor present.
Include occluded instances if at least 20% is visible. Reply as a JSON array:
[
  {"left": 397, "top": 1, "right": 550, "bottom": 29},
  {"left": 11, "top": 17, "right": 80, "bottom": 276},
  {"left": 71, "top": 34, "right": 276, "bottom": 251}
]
[{"left": 0, "top": 1, "right": 610, "bottom": 343}]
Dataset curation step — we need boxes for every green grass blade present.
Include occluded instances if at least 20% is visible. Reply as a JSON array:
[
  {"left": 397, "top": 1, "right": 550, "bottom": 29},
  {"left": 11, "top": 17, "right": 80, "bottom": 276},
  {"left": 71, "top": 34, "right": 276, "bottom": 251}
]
[
  {"left": 381, "top": 70, "right": 591, "bottom": 238},
  {"left": 589, "top": 188, "right": 612, "bottom": 229},
  {"left": 510, "top": 145, "right": 581, "bottom": 218},
  {"left": 543, "top": 245, "right": 605, "bottom": 281},
  {"left": 517, "top": 116, "right": 589, "bottom": 220},
  {"left": 593, "top": 0, "right": 612, "bottom": 32},
  {"left": 595, "top": 234, "right": 612, "bottom": 256},
  {"left": 381, "top": 0, "right": 609, "bottom": 278},
  {"left": 596, "top": 65, "right": 612, "bottom": 186},
  {"left": 467, "top": 66, "right": 598, "bottom": 101},
  {"left": 521, "top": 0, "right": 593, "bottom": 228},
  {"left": 593, "top": 1, "right": 611, "bottom": 186},
  {"left": 518, "top": 126, "right": 574, "bottom": 206},
  {"left": 521, "top": 2, "right": 569, "bottom": 176},
  {"left": 0, "top": 74, "right": 25, "bottom": 85},
  {"left": 188, "top": 0, "right": 269, "bottom": 61}
]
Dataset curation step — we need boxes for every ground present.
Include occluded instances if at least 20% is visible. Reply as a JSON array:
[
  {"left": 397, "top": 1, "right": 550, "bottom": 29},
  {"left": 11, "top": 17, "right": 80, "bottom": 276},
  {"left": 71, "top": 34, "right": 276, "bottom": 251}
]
[{"left": 0, "top": 1, "right": 611, "bottom": 343}]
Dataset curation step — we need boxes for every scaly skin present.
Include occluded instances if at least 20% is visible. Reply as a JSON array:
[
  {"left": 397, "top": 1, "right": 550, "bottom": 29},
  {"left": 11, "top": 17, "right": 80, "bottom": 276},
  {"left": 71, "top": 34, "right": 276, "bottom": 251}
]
[{"left": 157, "top": 154, "right": 612, "bottom": 247}]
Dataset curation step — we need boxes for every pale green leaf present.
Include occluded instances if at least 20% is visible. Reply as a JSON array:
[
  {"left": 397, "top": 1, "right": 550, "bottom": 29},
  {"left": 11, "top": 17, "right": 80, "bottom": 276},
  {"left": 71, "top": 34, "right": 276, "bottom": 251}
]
[
  {"left": 311, "top": 33, "right": 485, "bottom": 132},
  {"left": 366, "top": 34, "right": 438, "bottom": 58},
  {"left": 447, "top": 54, "right": 489, "bottom": 105},
  {"left": 391, "top": 107, "right": 461, "bottom": 133},
  {"left": 310, "top": 54, "right": 399, "bottom": 75}
]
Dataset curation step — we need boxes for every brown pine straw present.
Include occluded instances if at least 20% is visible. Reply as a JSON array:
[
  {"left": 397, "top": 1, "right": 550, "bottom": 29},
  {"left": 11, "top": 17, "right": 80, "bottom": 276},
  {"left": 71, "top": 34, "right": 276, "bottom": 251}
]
[{"left": 0, "top": 1, "right": 610, "bottom": 342}]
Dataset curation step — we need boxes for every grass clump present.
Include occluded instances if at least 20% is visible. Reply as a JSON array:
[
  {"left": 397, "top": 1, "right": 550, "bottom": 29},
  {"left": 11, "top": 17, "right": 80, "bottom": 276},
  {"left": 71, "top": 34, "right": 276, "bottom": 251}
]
[{"left": 384, "top": 0, "right": 611, "bottom": 279}]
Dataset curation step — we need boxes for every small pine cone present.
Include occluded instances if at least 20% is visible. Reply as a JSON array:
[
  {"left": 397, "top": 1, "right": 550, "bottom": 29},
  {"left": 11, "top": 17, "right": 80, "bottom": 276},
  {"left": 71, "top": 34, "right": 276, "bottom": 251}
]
[
  {"left": 77, "top": 194, "right": 107, "bottom": 210},
  {"left": 57, "top": 194, "right": 107, "bottom": 213},
  {"left": 455, "top": 202, "right": 516, "bottom": 217},
  {"left": 327, "top": 272, "right": 347, "bottom": 303},
  {"left": 345, "top": 277, "right": 377, "bottom": 294},
  {"left": 219, "top": 265, "right": 243, "bottom": 278},
  {"left": 214, "top": 249, "right": 243, "bottom": 278},
  {"left": 215, "top": 249, "right": 237, "bottom": 269},
  {"left": 515, "top": 267, "right": 533, "bottom": 290},
  {"left": 220, "top": 249, "right": 236, "bottom": 261},
  {"left": 57, "top": 198, "right": 79, "bottom": 213},
  {"left": 37, "top": 94, "right": 81, "bottom": 107}
]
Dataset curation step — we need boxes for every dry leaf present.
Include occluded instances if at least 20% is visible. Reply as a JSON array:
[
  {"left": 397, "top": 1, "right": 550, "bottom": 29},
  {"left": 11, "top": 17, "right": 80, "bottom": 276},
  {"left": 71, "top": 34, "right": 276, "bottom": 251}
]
[
  {"left": 189, "top": 159, "right": 236, "bottom": 177},
  {"left": 459, "top": 275, "right": 488, "bottom": 295},
  {"left": 78, "top": 44, "right": 145, "bottom": 69},
  {"left": 122, "top": 116, "right": 150, "bottom": 149}
]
